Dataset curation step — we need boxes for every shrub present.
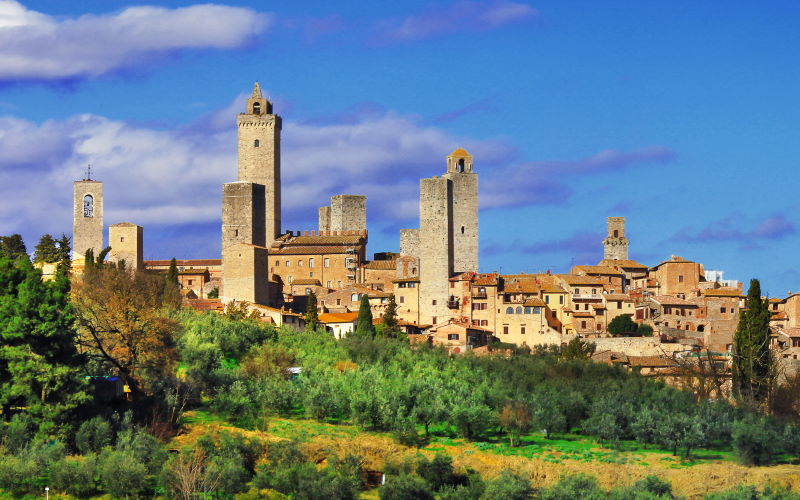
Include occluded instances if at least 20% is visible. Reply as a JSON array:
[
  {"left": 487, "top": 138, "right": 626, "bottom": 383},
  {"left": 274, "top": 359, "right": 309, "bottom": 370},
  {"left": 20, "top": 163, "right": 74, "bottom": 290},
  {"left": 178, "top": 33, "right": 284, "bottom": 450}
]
[
  {"left": 115, "top": 428, "right": 168, "bottom": 474},
  {"left": 75, "top": 416, "right": 113, "bottom": 454},
  {"left": 51, "top": 456, "right": 98, "bottom": 498},
  {"left": 540, "top": 473, "right": 603, "bottom": 500},
  {"left": 3, "top": 414, "right": 33, "bottom": 454},
  {"left": 380, "top": 474, "right": 433, "bottom": 500},
  {"left": 482, "top": 470, "right": 534, "bottom": 500},
  {"left": 731, "top": 416, "right": 778, "bottom": 466},
  {"left": 0, "top": 455, "right": 39, "bottom": 497},
  {"left": 417, "top": 454, "right": 457, "bottom": 491},
  {"left": 98, "top": 450, "right": 150, "bottom": 498}
]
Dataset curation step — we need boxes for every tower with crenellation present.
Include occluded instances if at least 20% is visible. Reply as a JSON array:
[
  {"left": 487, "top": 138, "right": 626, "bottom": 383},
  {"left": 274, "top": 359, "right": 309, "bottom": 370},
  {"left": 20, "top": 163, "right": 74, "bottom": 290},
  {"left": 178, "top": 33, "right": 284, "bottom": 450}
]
[
  {"left": 603, "top": 216, "right": 629, "bottom": 260},
  {"left": 237, "top": 82, "right": 281, "bottom": 244}
]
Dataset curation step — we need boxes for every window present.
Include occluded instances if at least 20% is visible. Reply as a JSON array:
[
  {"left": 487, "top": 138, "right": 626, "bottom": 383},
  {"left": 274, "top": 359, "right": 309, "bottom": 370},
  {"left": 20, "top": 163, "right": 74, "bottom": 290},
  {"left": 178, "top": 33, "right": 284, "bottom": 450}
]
[
  {"left": 617, "top": 301, "right": 622, "bottom": 309},
  {"left": 309, "top": 258, "right": 315, "bottom": 268},
  {"left": 351, "top": 294, "right": 359, "bottom": 301},
  {"left": 613, "top": 229, "right": 619, "bottom": 237},
  {"left": 337, "top": 280, "right": 342, "bottom": 288},
  {"left": 408, "top": 282, "right": 416, "bottom": 288},
  {"left": 432, "top": 316, "right": 437, "bottom": 324},
  {"left": 309, "top": 272, "right": 314, "bottom": 278},
  {"left": 720, "top": 307, "right": 726, "bottom": 313},
  {"left": 399, "top": 296, "right": 405, "bottom": 304},
  {"left": 326, "top": 280, "right": 331, "bottom": 288},
  {"left": 234, "top": 229, "right": 239, "bottom": 237},
  {"left": 287, "top": 276, "right": 293, "bottom": 284},
  {"left": 432, "top": 300, "right": 437, "bottom": 305},
  {"left": 545, "top": 295, "right": 550, "bottom": 304},
  {"left": 305, "top": 288, "right": 311, "bottom": 295},
  {"left": 254, "top": 139, "right": 260, "bottom": 147},
  {"left": 252, "top": 102, "right": 261, "bottom": 114},
  {"left": 581, "top": 321, "right": 587, "bottom": 329},
  {"left": 461, "top": 226, "right": 465, "bottom": 234},
  {"left": 592, "top": 289, "right": 596, "bottom": 294},
  {"left": 324, "top": 258, "right": 330, "bottom": 268},
  {"left": 447, "top": 334, "right": 459, "bottom": 340},
  {"left": 552, "top": 311, "right": 557, "bottom": 318},
  {"left": 275, "top": 260, "right": 280, "bottom": 267},
  {"left": 678, "top": 275, "right": 684, "bottom": 283},
  {"left": 559, "top": 295, "right": 564, "bottom": 304},
  {"left": 83, "top": 195, "right": 93, "bottom": 217},
  {"left": 515, "top": 306, "right": 523, "bottom": 314},
  {"left": 298, "top": 260, "right": 303, "bottom": 267},
  {"left": 533, "top": 307, "right": 541, "bottom": 314},
  {"left": 521, "top": 326, "right": 526, "bottom": 335},
  {"left": 574, "top": 288, "right": 579, "bottom": 294},
  {"left": 187, "top": 279, "right": 193, "bottom": 286},
  {"left": 506, "top": 307, "right": 514, "bottom": 314},
  {"left": 285, "top": 260, "right": 290, "bottom": 266},
  {"left": 481, "top": 320, "right": 488, "bottom": 326},
  {"left": 336, "top": 299, "right": 341, "bottom": 305},
  {"left": 120, "top": 237, "right": 125, "bottom": 242},
  {"left": 503, "top": 325, "right": 509, "bottom": 335},
  {"left": 524, "top": 307, "right": 532, "bottom": 314}
]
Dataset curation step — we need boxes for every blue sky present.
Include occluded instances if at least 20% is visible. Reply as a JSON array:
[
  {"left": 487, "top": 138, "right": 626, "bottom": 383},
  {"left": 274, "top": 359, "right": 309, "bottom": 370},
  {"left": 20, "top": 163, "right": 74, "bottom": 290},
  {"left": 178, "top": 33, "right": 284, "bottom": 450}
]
[{"left": 0, "top": 0, "right": 798, "bottom": 295}]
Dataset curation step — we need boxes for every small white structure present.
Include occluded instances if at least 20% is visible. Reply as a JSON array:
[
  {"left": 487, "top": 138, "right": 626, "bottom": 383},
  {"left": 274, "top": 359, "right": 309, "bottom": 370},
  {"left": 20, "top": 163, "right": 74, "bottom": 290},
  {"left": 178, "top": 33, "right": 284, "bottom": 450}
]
[{"left": 319, "top": 312, "right": 359, "bottom": 339}]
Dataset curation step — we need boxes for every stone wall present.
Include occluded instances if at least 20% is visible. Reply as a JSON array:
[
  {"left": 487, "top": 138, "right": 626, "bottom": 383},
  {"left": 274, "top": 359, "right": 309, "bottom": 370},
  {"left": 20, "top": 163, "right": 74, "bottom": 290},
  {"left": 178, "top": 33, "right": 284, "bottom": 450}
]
[
  {"left": 399, "top": 228, "right": 420, "bottom": 258},
  {"left": 73, "top": 180, "right": 103, "bottom": 261},
  {"left": 443, "top": 170, "right": 478, "bottom": 273},
  {"left": 318, "top": 206, "right": 331, "bottom": 232},
  {"left": 419, "top": 176, "right": 453, "bottom": 325},
  {"left": 221, "top": 243, "right": 270, "bottom": 305},
  {"left": 602, "top": 216, "right": 629, "bottom": 260},
  {"left": 589, "top": 336, "right": 690, "bottom": 357},
  {"left": 330, "top": 195, "right": 366, "bottom": 232},
  {"left": 108, "top": 223, "right": 143, "bottom": 271},
  {"left": 222, "top": 181, "right": 266, "bottom": 250}
]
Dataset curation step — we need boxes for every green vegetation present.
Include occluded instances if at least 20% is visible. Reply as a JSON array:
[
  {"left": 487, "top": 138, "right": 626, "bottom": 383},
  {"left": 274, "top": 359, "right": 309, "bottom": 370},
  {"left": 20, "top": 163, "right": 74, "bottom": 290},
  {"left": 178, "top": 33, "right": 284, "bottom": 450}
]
[
  {"left": 305, "top": 291, "right": 319, "bottom": 332},
  {"left": 733, "top": 279, "right": 774, "bottom": 409},
  {"left": 355, "top": 294, "right": 376, "bottom": 338}
]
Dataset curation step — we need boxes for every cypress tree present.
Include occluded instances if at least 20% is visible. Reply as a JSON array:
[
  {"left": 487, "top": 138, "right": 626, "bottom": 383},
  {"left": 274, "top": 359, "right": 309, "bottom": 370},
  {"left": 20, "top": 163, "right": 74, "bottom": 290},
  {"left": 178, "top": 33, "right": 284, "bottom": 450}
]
[
  {"left": 165, "top": 258, "right": 179, "bottom": 285},
  {"left": 305, "top": 291, "right": 319, "bottom": 332},
  {"left": 733, "top": 279, "right": 774, "bottom": 408},
  {"left": 354, "top": 294, "right": 375, "bottom": 338},
  {"left": 33, "top": 234, "right": 58, "bottom": 263},
  {"left": 382, "top": 295, "right": 401, "bottom": 337}
]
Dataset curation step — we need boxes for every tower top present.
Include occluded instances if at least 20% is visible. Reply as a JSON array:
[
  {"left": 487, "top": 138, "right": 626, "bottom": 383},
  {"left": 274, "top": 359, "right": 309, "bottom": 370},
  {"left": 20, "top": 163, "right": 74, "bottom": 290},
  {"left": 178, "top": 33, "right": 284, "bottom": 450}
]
[
  {"left": 251, "top": 82, "right": 263, "bottom": 99},
  {"left": 446, "top": 147, "right": 474, "bottom": 173},
  {"left": 244, "top": 81, "right": 272, "bottom": 115},
  {"left": 448, "top": 147, "right": 472, "bottom": 158}
]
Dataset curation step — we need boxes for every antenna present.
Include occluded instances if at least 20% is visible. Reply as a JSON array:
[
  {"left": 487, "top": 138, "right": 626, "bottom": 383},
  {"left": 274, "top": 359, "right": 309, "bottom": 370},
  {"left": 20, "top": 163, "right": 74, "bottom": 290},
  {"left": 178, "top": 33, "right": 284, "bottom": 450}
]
[{"left": 85, "top": 164, "right": 92, "bottom": 181}]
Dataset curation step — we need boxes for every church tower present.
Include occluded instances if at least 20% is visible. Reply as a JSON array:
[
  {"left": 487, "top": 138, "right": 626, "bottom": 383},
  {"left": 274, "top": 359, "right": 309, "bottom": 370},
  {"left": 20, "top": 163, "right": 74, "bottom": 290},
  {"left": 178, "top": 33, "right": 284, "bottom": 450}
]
[
  {"left": 603, "top": 216, "right": 629, "bottom": 260},
  {"left": 73, "top": 173, "right": 103, "bottom": 260},
  {"left": 237, "top": 82, "right": 281, "bottom": 243},
  {"left": 443, "top": 148, "right": 478, "bottom": 273}
]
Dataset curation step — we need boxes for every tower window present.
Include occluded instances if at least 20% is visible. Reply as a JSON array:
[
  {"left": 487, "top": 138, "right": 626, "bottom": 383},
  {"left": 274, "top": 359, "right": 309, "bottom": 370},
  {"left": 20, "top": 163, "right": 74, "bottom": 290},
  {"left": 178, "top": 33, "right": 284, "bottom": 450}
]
[
  {"left": 83, "top": 195, "right": 93, "bottom": 217},
  {"left": 252, "top": 102, "right": 261, "bottom": 115},
  {"left": 613, "top": 230, "right": 619, "bottom": 237},
  {"left": 461, "top": 226, "right": 465, "bottom": 234},
  {"left": 457, "top": 159, "right": 465, "bottom": 172},
  {"left": 254, "top": 139, "right": 260, "bottom": 147}
]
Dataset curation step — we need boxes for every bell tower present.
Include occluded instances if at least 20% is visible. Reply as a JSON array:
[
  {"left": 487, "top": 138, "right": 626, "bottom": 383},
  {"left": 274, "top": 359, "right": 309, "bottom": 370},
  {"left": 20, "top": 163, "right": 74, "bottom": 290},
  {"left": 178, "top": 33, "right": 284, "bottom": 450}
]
[
  {"left": 237, "top": 82, "right": 281, "bottom": 243},
  {"left": 73, "top": 168, "right": 103, "bottom": 261}
]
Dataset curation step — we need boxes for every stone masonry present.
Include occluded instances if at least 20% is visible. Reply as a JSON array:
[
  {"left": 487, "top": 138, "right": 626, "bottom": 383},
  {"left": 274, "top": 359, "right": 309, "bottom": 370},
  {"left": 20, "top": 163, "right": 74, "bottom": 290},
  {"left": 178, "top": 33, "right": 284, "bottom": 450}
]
[
  {"left": 221, "top": 242, "right": 270, "bottom": 305},
  {"left": 237, "top": 83, "right": 281, "bottom": 243},
  {"left": 222, "top": 181, "right": 266, "bottom": 250},
  {"left": 73, "top": 179, "right": 103, "bottom": 260},
  {"left": 419, "top": 176, "right": 453, "bottom": 325},
  {"left": 399, "top": 228, "right": 420, "bottom": 258},
  {"left": 443, "top": 148, "right": 478, "bottom": 273},
  {"left": 108, "top": 223, "right": 143, "bottom": 271},
  {"left": 318, "top": 206, "right": 331, "bottom": 232},
  {"left": 603, "top": 216, "right": 629, "bottom": 260},
  {"left": 330, "top": 195, "right": 366, "bottom": 232}
]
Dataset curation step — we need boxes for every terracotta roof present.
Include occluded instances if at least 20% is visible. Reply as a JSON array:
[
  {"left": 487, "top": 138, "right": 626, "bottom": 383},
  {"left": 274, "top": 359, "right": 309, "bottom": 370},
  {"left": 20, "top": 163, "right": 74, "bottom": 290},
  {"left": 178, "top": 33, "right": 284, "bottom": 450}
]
[
  {"left": 178, "top": 268, "right": 209, "bottom": 275},
  {"left": 591, "top": 350, "right": 629, "bottom": 364},
  {"left": 503, "top": 280, "right": 540, "bottom": 293},
  {"left": 145, "top": 259, "right": 221, "bottom": 267},
  {"left": 628, "top": 356, "right": 678, "bottom": 368},
  {"left": 523, "top": 297, "right": 546, "bottom": 307},
  {"left": 540, "top": 284, "right": 567, "bottom": 294},
  {"left": 598, "top": 259, "right": 649, "bottom": 269},
  {"left": 392, "top": 277, "right": 420, "bottom": 283},
  {"left": 291, "top": 279, "right": 321, "bottom": 286},
  {"left": 363, "top": 260, "right": 396, "bottom": 270},
  {"left": 185, "top": 299, "right": 224, "bottom": 312},
  {"left": 277, "top": 234, "right": 365, "bottom": 246},
  {"left": 652, "top": 295, "right": 696, "bottom": 306},
  {"left": 650, "top": 256, "right": 697, "bottom": 270},
  {"left": 449, "top": 147, "right": 471, "bottom": 157},
  {"left": 560, "top": 275, "right": 605, "bottom": 286},
  {"left": 603, "top": 294, "right": 633, "bottom": 301},
  {"left": 703, "top": 288, "right": 742, "bottom": 298},
  {"left": 573, "top": 265, "right": 622, "bottom": 275},
  {"left": 270, "top": 246, "right": 360, "bottom": 255},
  {"left": 572, "top": 311, "right": 594, "bottom": 317},
  {"left": 318, "top": 312, "right": 359, "bottom": 323},
  {"left": 771, "top": 311, "right": 789, "bottom": 320}
]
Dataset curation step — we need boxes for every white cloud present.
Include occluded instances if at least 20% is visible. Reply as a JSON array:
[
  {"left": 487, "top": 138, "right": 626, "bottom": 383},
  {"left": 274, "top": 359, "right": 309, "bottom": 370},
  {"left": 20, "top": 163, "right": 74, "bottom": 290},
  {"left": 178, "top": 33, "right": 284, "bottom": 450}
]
[{"left": 0, "top": 1, "right": 271, "bottom": 81}]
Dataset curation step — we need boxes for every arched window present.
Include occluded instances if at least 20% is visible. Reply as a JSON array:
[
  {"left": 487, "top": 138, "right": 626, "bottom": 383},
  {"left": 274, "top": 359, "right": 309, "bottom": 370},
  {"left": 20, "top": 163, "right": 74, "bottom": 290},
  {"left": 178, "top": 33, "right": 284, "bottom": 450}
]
[
  {"left": 524, "top": 307, "right": 532, "bottom": 314},
  {"left": 515, "top": 306, "right": 523, "bottom": 314},
  {"left": 254, "top": 139, "right": 260, "bottom": 147},
  {"left": 457, "top": 158, "right": 465, "bottom": 172},
  {"left": 83, "top": 195, "right": 93, "bottom": 217},
  {"left": 252, "top": 102, "right": 261, "bottom": 115},
  {"left": 506, "top": 307, "right": 514, "bottom": 314}
]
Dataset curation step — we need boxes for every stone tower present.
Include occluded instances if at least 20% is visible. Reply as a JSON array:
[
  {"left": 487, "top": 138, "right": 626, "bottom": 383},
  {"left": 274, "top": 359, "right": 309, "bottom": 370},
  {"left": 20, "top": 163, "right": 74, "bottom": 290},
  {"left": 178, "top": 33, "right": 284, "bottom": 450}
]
[
  {"left": 442, "top": 148, "right": 478, "bottom": 273},
  {"left": 73, "top": 177, "right": 103, "bottom": 260},
  {"left": 603, "top": 216, "right": 629, "bottom": 260},
  {"left": 108, "top": 223, "right": 143, "bottom": 271},
  {"left": 418, "top": 176, "right": 453, "bottom": 325},
  {"left": 237, "top": 82, "right": 281, "bottom": 243},
  {"left": 222, "top": 181, "right": 266, "bottom": 250}
]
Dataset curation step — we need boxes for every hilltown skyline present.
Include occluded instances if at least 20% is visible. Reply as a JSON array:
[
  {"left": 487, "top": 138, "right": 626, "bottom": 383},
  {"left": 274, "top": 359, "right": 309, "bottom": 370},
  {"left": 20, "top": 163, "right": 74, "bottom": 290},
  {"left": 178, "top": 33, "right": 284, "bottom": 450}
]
[{"left": 0, "top": 1, "right": 798, "bottom": 293}]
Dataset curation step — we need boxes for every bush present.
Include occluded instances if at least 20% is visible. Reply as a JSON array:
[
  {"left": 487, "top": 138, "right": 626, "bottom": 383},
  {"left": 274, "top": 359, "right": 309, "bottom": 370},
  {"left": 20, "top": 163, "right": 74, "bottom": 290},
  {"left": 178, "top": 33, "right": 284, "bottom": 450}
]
[
  {"left": 3, "top": 414, "right": 33, "bottom": 454},
  {"left": 609, "top": 475, "right": 674, "bottom": 499},
  {"left": 75, "top": 416, "right": 113, "bottom": 454},
  {"left": 115, "top": 428, "right": 167, "bottom": 474},
  {"left": 417, "top": 454, "right": 457, "bottom": 491},
  {"left": 51, "top": 456, "right": 98, "bottom": 498},
  {"left": 99, "top": 450, "right": 150, "bottom": 497},
  {"left": 732, "top": 416, "right": 778, "bottom": 466},
  {"left": 0, "top": 455, "right": 40, "bottom": 497},
  {"left": 380, "top": 474, "right": 433, "bottom": 500},
  {"left": 540, "top": 473, "right": 603, "bottom": 500},
  {"left": 482, "top": 470, "right": 534, "bottom": 500}
]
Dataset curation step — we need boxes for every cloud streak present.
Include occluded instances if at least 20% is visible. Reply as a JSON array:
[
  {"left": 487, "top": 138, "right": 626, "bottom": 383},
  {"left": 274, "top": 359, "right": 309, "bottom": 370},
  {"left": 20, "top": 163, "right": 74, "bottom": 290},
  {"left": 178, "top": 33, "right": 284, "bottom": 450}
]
[
  {"left": 0, "top": 1, "right": 271, "bottom": 82},
  {"left": 372, "top": 0, "right": 537, "bottom": 45},
  {"left": 672, "top": 214, "right": 796, "bottom": 248}
]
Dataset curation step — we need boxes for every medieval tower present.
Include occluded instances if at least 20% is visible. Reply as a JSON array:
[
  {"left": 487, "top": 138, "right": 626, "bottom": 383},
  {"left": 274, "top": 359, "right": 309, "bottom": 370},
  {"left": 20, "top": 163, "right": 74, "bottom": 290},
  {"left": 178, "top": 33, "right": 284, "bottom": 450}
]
[
  {"left": 417, "top": 148, "right": 479, "bottom": 325},
  {"left": 443, "top": 148, "right": 478, "bottom": 273},
  {"left": 318, "top": 195, "right": 367, "bottom": 233},
  {"left": 603, "top": 216, "right": 629, "bottom": 260},
  {"left": 108, "top": 222, "right": 143, "bottom": 271},
  {"left": 237, "top": 82, "right": 281, "bottom": 243},
  {"left": 73, "top": 176, "right": 103, "bottom": 260}
]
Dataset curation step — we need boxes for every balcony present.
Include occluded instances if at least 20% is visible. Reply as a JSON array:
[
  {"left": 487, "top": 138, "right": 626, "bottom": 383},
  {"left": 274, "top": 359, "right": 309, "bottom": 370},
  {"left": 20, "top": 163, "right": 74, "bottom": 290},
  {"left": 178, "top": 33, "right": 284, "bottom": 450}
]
[
  {"left": 447, "top": 298, "right": 460, "bottom": 309},
  {"left": 472, "top": 290, "right": 487, "bottom": 299}
]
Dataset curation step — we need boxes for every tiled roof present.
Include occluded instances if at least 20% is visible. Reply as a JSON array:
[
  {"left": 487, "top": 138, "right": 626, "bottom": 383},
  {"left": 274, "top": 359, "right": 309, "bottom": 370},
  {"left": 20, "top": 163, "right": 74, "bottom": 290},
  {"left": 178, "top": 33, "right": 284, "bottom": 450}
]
[
  {"left": 146, "top": 259, "right": 221, "bottom": 267},
  {"left": 185, "top": 299, "right": 224, "bottom": 312},
  {"left": 363, "top": 260, "right": 397, "bottom": 270},
  {"left": 504, "top": 281, "right": 540, "bottom": 293},
  {"left": 318, "top": 312, "right": 359, "bottom": 323},
  {"left": 280, "top": 234, "right": 365, "bottom": 246},
  {"left": 651, "top": 256, "right": 697, "bottom": 270},
  {"left": 573, "top": 265, "right": 622, "bottom": 275},
  {"left": 560, "top": 275, "right": 605, "bottom": 286},
  {"left": 270, "top": 246, "right": 359, "bottom": 255},
  {"left": 449, "top": 147, "right": 471, "bottom": 157},
  {"left": 572, "top": 311, "right": 594, "bottom": 317},
  {"left": 703, "top": 288, "right": 742, "bottom": 297},
  {"left": 598, "top": 259, "right": 649, "bottom": 269},
  {"left": 540, "top": 284, "right": 567, "bottom": 293},
  {"left": 523, "top": 297, "right": 546, "bottom": 307},
  {"left": 178, "top": 268, "right": 210, "bottom": 275},
  {"left": 628, "top": 356, "right": 678, "bottom": 368},
  {"left": 603, "top": 294, "right": 633, "bottom": 301},
  {"left": 652, "top": 295, "right": 696, "bottom": 306}
]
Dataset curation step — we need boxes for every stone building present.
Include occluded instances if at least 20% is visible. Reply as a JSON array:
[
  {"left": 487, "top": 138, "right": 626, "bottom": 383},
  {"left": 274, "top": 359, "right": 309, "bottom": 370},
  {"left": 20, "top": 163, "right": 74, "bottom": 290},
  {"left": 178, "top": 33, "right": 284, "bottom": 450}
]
[
  {"left": 648, "top": 256, "right": 704, "bottom": 297},
  {"left": 221, "top": 243, "right": 271, "bottom": 305},
  {"left": 108, "top": 222, "right": 143, "bottom": 271},
  {"left": 443, "top": 148, "right": 478, "bottom": 273},
  {"left": 319, "top": 195, "right": 367, "bottom": 233},
  {"left": 237, "top": 83, "right": 281, "bottom": 244},
  {"left": 73, "top": 177, "right": 103, "bottom": 260},
  {"left": 222, "top": 181, "right": 266, "bottom": 249},
  {"left": 602, "top": 216, "right": 629, "bottom": 260}
]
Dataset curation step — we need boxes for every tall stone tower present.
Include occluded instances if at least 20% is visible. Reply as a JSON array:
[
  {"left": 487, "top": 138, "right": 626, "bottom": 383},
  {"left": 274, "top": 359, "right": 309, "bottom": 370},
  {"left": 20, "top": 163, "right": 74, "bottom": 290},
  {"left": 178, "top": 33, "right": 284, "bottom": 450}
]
[
  {"left": 222, "top": 181, "right": 266, "bottom": 250},
  {"left": 73, "top": 177, "right": 103, "bottom": 260},
  {"left": 442, "top": 148, "right": 478, "bottom": 273},
  {"left": 603, "top": 216, "right": 629, "bottom": 260},
  {"left": 237, "top": 82, "right": 281, "bottom": 243},
  {"left": 418, "top": 176, "right": 453, "bottom": 325}
]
